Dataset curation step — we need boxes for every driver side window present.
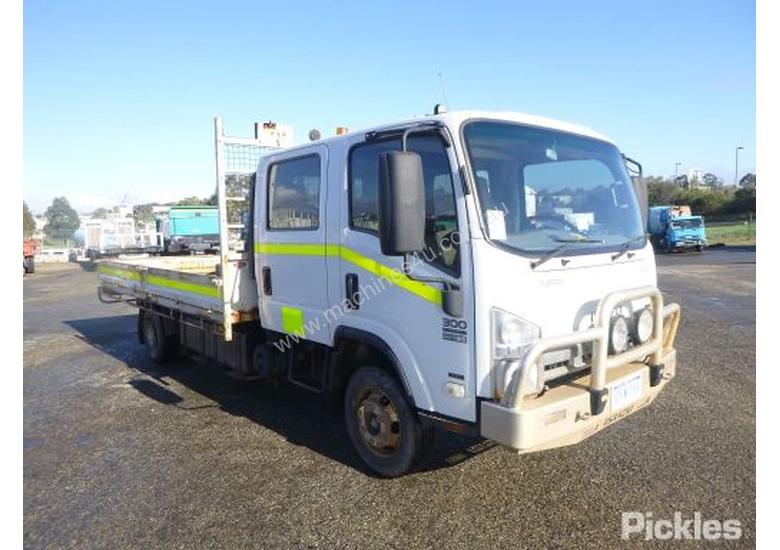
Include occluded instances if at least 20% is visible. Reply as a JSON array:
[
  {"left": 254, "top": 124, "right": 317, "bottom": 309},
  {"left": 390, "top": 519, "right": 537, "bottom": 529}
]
[{"left": 348, "top": 135, "right": 460, "bottom": 276}]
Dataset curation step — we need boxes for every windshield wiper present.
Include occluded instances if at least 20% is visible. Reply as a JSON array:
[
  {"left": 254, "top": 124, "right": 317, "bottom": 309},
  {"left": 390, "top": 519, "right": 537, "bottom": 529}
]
[
  {"left": 530, "top": 237, "right": 604, "bottom": 269},
  {"left": 611, "top": 234, "right": 647, "bottom": 261}
]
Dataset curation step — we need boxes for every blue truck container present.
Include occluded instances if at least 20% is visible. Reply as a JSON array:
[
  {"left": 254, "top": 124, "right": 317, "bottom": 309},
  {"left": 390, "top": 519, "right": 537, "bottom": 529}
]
[
  {"left": 647, "top": 206, "right": 707, "bottom": 252},
  {"left": 158, "top": 206, "right": 220, "bottom": 254}
]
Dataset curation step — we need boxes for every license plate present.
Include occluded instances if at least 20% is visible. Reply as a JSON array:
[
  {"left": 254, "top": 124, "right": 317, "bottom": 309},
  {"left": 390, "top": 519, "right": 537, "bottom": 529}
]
[{"left": 611, "top": 373, "right": 643, "bottom": 412}]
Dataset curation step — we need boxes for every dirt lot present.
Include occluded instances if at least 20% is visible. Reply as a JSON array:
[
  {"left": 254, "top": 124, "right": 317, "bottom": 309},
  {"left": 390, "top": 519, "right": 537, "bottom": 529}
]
[{"left": 24, "top": 250, "right": 755, "bottom": 549}]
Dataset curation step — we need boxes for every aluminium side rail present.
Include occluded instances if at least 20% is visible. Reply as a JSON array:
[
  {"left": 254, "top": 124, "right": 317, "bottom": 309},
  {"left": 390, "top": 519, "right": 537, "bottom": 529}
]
[
  {"left": 500, "top": 286, "right": 681, "bottom": 415},
  {"left": 97, "top": 257, "right": 224, "bottom": 320}
]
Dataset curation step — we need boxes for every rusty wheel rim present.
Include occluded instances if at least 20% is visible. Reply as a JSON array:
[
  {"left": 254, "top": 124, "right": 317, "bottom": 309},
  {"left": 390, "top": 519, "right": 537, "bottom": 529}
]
[{"left": 355, "top": 388, "right": 402, "bottom": 456}]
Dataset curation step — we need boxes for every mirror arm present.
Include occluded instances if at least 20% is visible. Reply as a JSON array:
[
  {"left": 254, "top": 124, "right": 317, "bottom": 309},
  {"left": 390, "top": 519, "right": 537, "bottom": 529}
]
[
  {"left": 402, "top": 253, "right": 458, "bottom": 291},
  {"left": 403, "top": 253, "right": 463, "bottom": 318},
  {"left": 401, "top": 122, "right": 442, "bottom": 152},
  {"left": 623, "top": 155, "right": 643, "bottom": 178}
]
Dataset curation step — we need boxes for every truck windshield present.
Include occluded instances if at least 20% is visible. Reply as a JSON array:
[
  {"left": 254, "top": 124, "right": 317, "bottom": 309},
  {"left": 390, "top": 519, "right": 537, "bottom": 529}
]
[
  {"left": 670, "top": 218, "right": 703, "bottom": 229},
  {"left": 463, "top": 121, "right": 645, "bottom": 255}
]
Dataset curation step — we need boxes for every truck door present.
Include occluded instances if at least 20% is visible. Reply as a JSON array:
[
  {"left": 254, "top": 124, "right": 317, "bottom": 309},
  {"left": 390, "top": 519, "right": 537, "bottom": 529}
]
[
  {"left": 336, "top": 131, "right": 476, "bottom": 422},
  {"left": 255, "top": 146, "right": 331, "bottom": 345}
]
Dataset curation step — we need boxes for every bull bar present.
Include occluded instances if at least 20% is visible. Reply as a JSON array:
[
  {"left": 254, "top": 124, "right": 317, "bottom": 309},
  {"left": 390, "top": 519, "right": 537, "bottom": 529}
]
[{"left": 481, "top": 286, "right": 681, "bottom": 452}]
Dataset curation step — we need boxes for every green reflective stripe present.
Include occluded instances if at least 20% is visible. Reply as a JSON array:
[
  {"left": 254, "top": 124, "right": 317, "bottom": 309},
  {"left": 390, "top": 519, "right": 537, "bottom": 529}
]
[
  {"left": 145, "top": 274, "right": 220, "bottom": 298},
  {"left": 254, "top": 242, "right": 442, "bottom": 305},
  {"left": 281, "top": 306, "right": 305, "bottom": 336},
  {"left": 97, "top": 264, "right": 142, "bottom": 281}
]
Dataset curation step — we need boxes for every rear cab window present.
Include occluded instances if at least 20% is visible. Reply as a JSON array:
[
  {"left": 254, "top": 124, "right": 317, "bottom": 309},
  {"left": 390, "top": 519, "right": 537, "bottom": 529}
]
[{"left": 267, "top": 154, "right": 321, "bottom": 230}]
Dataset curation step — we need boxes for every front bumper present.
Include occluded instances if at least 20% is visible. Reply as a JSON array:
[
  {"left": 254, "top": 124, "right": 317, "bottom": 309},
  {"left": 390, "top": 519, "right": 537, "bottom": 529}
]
[
  {"left": 673, "top": 239, "right": 705, "bottom": 248},
  {"left": 480, "top": 286, "right": 681, "bottom": 453}
]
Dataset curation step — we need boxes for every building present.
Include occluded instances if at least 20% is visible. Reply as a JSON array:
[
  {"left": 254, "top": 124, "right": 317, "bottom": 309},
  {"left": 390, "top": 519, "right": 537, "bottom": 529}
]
[{"left": 686, "top": 169, "right": 706, "bottom": 188}]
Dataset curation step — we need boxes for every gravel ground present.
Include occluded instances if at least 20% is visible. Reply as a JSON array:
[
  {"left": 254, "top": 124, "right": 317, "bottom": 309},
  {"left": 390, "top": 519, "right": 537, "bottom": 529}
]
[{"left": 24, "top": 249, "right": 755, "bottom": 549}]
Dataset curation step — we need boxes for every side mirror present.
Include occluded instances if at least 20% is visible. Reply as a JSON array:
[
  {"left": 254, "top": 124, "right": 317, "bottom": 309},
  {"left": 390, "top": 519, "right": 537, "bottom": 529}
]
[
  {"left": 624, "top": 156, "right": 648, "bottom": 228},
  {"left": 633, "top": 177, "right": 648, "bottom": 229},
  {"left": 378, "top": 151, "right": 425, "bottom": 256}
]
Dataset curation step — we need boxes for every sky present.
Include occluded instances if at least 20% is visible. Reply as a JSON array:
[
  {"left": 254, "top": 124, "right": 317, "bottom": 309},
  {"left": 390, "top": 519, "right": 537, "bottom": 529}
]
[{"left": 23, "top": 0, "right": 756, "bottom": 214}]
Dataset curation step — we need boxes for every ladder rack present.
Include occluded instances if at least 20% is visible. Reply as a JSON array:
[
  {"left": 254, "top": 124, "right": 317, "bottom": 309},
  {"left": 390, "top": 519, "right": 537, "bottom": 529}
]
[{"left": 213, "top": 116, "right": 281, "bottom": 341}]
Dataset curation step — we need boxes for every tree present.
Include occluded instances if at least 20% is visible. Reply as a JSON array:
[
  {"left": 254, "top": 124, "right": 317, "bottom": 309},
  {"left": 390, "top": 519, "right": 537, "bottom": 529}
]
[
  {"left": 739, "top": 173, "right": 756, "bottom": 188},
  {"left": 133, "top": 203, "right": 158, "bottom": 229},
  {"left": 177, "top": 196, "right": 206, "bottom": 206},
  {"left": 91, "top": 207, "right": 109, "bottom": 219},
  {"left": 702, "top": 173, "right": 722, "bottom": 188},
  {"left": 44, "top": 197, "right": 80, "bottom": 244},
  {"left": 646, "top": 177, "right": 681, "bottom": 206},
  {"left": 23, "top": 202, "right": 36, "bottom": 238},
  {"left": 728, "top": 186, "right": 756, "bottom": 215}
]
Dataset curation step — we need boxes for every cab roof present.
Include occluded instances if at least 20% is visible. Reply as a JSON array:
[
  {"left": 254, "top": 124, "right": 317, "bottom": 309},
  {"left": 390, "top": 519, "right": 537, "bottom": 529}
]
[{"left": 273, "top": 110, "right": 615, "bottom": 155}]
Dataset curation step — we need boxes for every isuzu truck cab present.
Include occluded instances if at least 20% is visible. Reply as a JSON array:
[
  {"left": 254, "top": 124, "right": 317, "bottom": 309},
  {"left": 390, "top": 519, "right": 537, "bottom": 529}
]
[{"left": 98, "top": 110, "right": 681, "bottom": 477}]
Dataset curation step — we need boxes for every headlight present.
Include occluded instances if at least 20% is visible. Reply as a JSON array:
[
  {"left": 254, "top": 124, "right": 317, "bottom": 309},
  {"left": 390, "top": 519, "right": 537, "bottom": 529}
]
[
  {"left": 499, "top": 318, "right": 532, "bottom": 348},
  {"left": 491, "top": 309, "right": 541, "bottom": 396},
  {"left": 632, "top": 307, "right": 654, "bottom": 344},
  {"left": 609, "top": 315, "right": 630, "bottom": 354},
  {"left": 492, "top": 309, "right": 540, "bottom": 357}
]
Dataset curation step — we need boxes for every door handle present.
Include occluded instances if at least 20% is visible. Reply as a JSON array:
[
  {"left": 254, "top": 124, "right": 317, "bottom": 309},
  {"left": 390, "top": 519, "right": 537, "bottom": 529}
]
[
  {"left": 262, "top": 267, "right": 272, "bottom": 295},
  {"left": 345, "top": 273, "right": 359, "bottom": 310}
]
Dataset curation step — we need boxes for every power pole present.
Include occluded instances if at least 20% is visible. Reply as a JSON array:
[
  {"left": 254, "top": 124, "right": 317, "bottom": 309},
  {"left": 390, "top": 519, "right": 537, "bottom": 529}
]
[{"left": 735, "top": 146, "right": 744, "bottom": 187}]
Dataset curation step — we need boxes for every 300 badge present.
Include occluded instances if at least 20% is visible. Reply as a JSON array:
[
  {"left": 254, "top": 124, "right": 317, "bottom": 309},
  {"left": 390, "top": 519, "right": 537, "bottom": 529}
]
[{"left": 441, "top": 318, "right": 468, "bottom": 344}]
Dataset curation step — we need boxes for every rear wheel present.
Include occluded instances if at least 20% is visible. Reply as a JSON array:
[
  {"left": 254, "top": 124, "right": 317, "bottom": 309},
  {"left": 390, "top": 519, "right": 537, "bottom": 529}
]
[
  {"left": 141, "top": 311, "right": 176, "bottom": 363},
  {"left": 344, "top": 366, "right": 433, "bottom": 477}
]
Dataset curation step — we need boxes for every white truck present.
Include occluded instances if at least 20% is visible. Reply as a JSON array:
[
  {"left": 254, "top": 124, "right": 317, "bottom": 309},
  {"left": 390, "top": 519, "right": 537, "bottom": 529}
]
[{"left": 98, "top": 110, "right": 681, "bottom": 477}]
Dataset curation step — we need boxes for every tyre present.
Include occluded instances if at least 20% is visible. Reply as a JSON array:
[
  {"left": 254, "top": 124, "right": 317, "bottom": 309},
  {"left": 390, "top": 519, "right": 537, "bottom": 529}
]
[
  {"left": 344, "top": 366, "right": 434, "bottom": 477},
  {"left": 141, "top": 311, "right": 176, "bottom": 363}
]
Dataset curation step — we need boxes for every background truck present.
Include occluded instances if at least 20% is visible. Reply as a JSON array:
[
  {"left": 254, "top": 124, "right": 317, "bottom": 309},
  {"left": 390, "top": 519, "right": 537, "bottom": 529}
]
[
  {"left": 98, "top": 111, "right": 681, "bottom": 477},
  {"left": 156, "top": 206, "right": 220, "bottom": 254},
  {"left": 648, "top": 205, "right": 707, "bottom": 252},
  {"left": 84, "top": 217, "right": 162, "bottom": 260},
  {"left": 23, "top": 239, "right": 38, "bottom": 274}
]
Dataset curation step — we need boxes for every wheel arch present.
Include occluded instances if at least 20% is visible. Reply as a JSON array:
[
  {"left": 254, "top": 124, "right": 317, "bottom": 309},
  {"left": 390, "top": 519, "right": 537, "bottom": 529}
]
[{"left": 332, "top": 326, "right": 420, "bottom": 409}]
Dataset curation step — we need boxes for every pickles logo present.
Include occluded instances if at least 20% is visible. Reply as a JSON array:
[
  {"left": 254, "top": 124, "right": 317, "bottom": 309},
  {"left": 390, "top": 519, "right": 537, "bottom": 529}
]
[{"left": 621, "top": 512, "right": 742, "bottom": 541}]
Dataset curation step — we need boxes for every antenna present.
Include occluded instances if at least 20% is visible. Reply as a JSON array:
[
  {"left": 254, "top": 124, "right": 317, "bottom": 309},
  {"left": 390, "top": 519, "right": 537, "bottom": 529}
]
[{"left": 437, "top": 72, "right": 449, "bottom": 108}]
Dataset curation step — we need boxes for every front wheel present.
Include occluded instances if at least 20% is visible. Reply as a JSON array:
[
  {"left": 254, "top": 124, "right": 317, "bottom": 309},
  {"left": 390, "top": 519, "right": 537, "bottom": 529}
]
[{"left": 344, "top": 367, "right": 433, "bottom": 477}]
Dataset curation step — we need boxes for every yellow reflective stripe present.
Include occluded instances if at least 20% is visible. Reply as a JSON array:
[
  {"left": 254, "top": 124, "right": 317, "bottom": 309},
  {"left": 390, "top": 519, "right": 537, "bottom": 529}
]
[
  {"left": 99, "top": 263, "right": 219, "bottom": 298},
  {"left": 145, "top": 274, "right": 220, "bottom": 298},
  {"left": 97, "top": 264, "right": 142, "bottom": 281},
  {"left": 281, "top": 306, "right": 305, "bottom": 336},
  {"left": 256, "top": 243, "right": 334, "bottom": 256},
  {"left": 254, "top": 242, "right": 442, "bottom": 305},
  {"left": 336, "top": 247, "right": 442, "bottom": 305}
]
